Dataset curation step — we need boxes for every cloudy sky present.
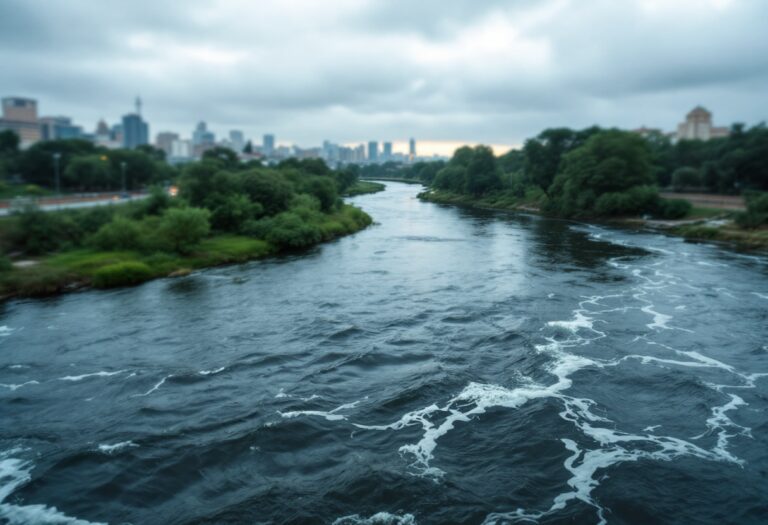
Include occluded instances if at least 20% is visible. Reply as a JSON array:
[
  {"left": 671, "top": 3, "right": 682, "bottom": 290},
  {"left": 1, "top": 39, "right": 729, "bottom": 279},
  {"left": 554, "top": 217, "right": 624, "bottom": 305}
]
[{"left": 1, "top": 0, "right": 767, "bottom": 155}]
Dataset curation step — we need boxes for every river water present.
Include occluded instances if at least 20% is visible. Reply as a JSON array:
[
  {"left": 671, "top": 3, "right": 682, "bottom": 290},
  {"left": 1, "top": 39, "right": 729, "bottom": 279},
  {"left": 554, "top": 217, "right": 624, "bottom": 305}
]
[{"left": 1, "top": 182, "right": 767, "bottom": 524}]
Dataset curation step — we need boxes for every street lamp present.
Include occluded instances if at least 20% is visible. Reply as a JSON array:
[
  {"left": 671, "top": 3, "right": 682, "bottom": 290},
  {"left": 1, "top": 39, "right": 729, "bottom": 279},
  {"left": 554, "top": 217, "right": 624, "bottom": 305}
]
[
  {"left": 120, "top": 161, "right": 127, "bottom": 193},
  {"left": 52, "top": 152, "right": 62, "bottom": 195}
]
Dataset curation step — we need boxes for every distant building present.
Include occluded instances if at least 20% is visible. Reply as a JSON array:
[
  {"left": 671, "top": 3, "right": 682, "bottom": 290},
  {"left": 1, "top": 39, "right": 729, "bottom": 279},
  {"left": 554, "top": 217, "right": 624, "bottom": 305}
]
[
  {"left": 39, "top": 116, "right": 82, "bottom": 140},
  {"left": 368, "top": 141, "right": 379, "bottom": 162},
  {"left": 676, "top": 106, "right": 729, "bottom": 141},
  {"left": 383, "top": 141, "right": 393, "bottom": 161},
  {"left": 229, "top": 130, "right": 245, "bottom": 152},
  {"left": 170, "top": 139, "right": 193, "bottom": 162},
  {"left": 409, "top": 137, "right": 416, "bottom": 159},
  {"left": 0, "top": 97, "right": 41, "bottom": 146},
  {"left": 192, "top": 121, "right": 215, "bottom": 146},
  {"left": 122, "top": 113, "right": 149, "bottom": 149},
  {"left": 156, "top": 132, "right": 179, "bottom": 157},
  {"left": 110, "top": 123, "right": 123, "bottom": 144},
  {"left": 263, "top": 134, "right": 275, "bottom": 156}
]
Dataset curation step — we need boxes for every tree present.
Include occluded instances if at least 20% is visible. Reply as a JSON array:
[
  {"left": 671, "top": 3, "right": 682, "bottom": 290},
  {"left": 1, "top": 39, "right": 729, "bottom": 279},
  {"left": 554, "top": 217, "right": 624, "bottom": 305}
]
[
  {"left": 547, "top": 130, "right": 655, "bottom": 217},
  {"left": 671, "top": 167, "right": 702, "bottom": 191},
  {"left": 158, "top": 207, "right": 211, "bottom": 254},
  {"left": 202, "top": 146, "right": 240, "bottom": 169},
  {"left": 0, "top": 130, "right": 20, "bottom": 155},
  {"left": 465, "top": 145, "right": 501, "bottom": 196},
  {"left": 238, "top": 170, "right": 295, "bottom": 215},
  {"left": 243, "top": 140, "right": 253, "bottom": 154},
  {"left": 64, "top": 155, "right": 111, "bottom": 190},
  {"left": 523, "top": 127, "right": 601, "bottom": 192}
]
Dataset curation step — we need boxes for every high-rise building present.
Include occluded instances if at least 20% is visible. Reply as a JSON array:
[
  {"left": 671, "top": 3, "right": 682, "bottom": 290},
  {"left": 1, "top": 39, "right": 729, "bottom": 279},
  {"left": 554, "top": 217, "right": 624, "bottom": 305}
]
[
  {"left": 170, "top": 139, "right": 193, "bottom": 162},
  {"left": 383, "top": 141, "right": 393, "bottom": 160},
  {"left": 676, "top": 106, "right": 729, "bottom": 141},
  {"left": 156, "top": 132, "right": 179, "bottom": 157},
  {"left": 409, "top": 137, "right": 416, "bottom": 157},
  {"left": 39, "top": 116, "right": 82, "bottom": 140},
  {"left": 122, "top": 113, "right": 149, "bottom": 149},
  {"left": 192, "top": 121, "right": 215, "bottom": 146},
  {"left": 0, "top": 97, "right": 41, "bottom": 146},
  {"left": 263, "top": 134, "right": 275, "bottom": 156},
  {"left": 229, "top": 130, "right": 245, "bottom": 152},
  {"left": 368, "top": 141, "right": 379, "bottom": 162}
]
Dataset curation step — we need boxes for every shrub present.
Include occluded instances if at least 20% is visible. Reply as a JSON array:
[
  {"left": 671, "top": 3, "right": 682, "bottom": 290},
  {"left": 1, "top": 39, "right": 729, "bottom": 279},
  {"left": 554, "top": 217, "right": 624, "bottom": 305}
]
[
  {"left": 736, "top": 192, "right": 768, "bottom": 229},
  {"left": 0, "top": 256, "right": 12, "bottom": 272},
  {"left": 671, "top": 167, "right": 701, "bottom": 191},
  {"left": 89, "top": 217, "right": 144, "bottom": 251},
  {"left": 92, "top": 261, "right": 153, "bottom": 288},
  {"left": 158, "top": 207, "right": 211, "bottom": 254},
  {"left": 10, "top": 206, "right": 83, "bottom": 254},
  {"left": 655, "top": 198, "right": 692, "bottom": 220},
  {"left": 594, "top": 185, "right": 659, "bottom": 217}
]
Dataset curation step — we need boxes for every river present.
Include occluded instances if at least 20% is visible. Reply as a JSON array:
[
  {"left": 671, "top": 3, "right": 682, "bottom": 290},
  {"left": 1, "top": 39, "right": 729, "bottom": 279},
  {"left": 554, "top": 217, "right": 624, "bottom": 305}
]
[{"left": 1, "top": 182, "right": 767, "bottom": 524}]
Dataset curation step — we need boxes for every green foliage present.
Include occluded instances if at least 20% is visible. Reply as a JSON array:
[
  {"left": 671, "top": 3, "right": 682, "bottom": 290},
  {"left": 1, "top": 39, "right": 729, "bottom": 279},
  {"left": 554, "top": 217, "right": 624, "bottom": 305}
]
[
  {"left": 671, "top": 166, "right": 702, "bottom": 191},
  {"left": 655, "top": 198, "right": 692, "bottom": 220},
  {"left": 547, "top": 130, "right": 656, "bottom": 217},
  {"left": 209, "top": 193, "right": 263, "bottom": 232},
  {"left": 89, "top": 217, "right": 144, "bottom": 251},
  {"left": 202, "top": 146, "right": 240, "bottom": 169},
  {"left": 64, "top": 155, "right": 111, "bottom": 190},
  {"left": 594, "top": 185, "right": 659, "bottom": 217},
  {"left": 238, "top": 170, "right": 295, "bottom": 215},
  {"left": 92, "top": 262, "right": 153, "bottom": 288},
  {"left": 0, "top": 130, "right": 20, "bottom": 155},
  {"left": 0, "top": 256, "right": 11, "bottom": 272},
  {"left": 10, "top": 206, "right": 83, "bottom": 254},
  {"left": 158, "top": 207, "right": 211, "bottom": 254},
  {"left": 465, "top": 145, "right": 501, "bottom": 196},
  {"left": 735, "top": 192, "right": 768, "bottom": 228}
]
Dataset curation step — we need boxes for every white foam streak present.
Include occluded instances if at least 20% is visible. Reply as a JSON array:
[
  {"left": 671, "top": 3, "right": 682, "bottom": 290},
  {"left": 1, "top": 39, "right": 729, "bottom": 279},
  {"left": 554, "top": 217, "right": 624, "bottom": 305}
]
[
  {"left": 333, "top": 512, "right": 417, "bottom": 525},
  {"left": 198, "top": 367, "right": 225, "bottom": 376},
  {"left": 0, "top": 381, "right": 39, "bottom": 391},
  {"left": 133, "top": 375, "right": 171, "bottom": 397},
  {"left": 97, "top": 441, "right": 139, "bottom": 455},
  {"left": 59, "top": 370, "right": 127, "bottom": 381}
]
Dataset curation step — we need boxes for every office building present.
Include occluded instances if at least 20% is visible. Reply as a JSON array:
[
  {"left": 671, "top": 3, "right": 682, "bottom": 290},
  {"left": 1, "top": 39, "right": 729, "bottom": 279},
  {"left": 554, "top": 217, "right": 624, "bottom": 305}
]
[
  {"left": 39, "top": 116, "right": 82, "bottom": 140},
  {"left": 409, "top": 138, "right": 416, "bottom": 158},
  {"left": 383, "top": 141, "right": 393, "bottom": 161},
  {"left": 192, "top": 121, "right": 215, "bottom": 146},
  {"left": 229, "top": 130, "right": 245, "bottom": 152},
  {"left": 122, "top": 113, "right": 149, "bottom": 149},
  {"left": 0, "top": 97, "right": 41, "bottom": 146},
  {"left": 156, "top": 132, "right": 180, "bottom": 157},
  {"left": 263, "top": 134, "right": 275, "bottom": 156},
  {"left": 368, "top": 141, "right": 379, "bottom": 162}
]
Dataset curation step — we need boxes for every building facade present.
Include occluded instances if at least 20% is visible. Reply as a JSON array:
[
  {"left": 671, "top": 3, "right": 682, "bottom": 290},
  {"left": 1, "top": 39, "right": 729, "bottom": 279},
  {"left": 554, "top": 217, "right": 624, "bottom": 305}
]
[
  {"left": 676, "top": 106, "right": 730, "bottom": 141},
  {"left": 122, "top": 113, "right": 149, "bottom": 149},
  {"left": 367, "top": 141, "right": 379, "bottom": 162},
  {"left": 263, "top": 134, "right": 275, "bottom": 156},
  {"left": 0, "top": 97, "right": 41, "bottom": 146}
]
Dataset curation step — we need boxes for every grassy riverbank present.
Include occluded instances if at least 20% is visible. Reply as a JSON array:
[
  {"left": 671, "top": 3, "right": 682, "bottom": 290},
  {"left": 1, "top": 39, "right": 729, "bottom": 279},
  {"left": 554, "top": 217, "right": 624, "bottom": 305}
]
[
  {"left": 0, "top": 204, "right": 371, "bottom": 299},
  {"left": 343, "top": 180, "right": 386, "bottom": 196},
  {"left": 419, "top": 189, "right": 768, "bottom": 250}
]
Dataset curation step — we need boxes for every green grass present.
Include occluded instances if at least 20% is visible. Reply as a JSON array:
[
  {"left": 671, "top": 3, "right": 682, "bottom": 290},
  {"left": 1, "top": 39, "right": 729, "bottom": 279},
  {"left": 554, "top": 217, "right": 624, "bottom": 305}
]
[
  {"left": 344, "top": 181, "right": 386, "bottom": 196},
  {"left": 0, "top": 205, "right": 372, "bottom": 299},
  {"left": 684, "top": 207, "right": 732, "bottom": 220}
]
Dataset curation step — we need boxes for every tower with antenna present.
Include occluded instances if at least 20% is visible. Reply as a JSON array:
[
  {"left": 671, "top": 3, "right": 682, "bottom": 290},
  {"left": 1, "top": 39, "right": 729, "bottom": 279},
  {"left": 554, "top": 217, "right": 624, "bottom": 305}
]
[{"left": 135, "top": 96, "right": 142, "bottom": 116}]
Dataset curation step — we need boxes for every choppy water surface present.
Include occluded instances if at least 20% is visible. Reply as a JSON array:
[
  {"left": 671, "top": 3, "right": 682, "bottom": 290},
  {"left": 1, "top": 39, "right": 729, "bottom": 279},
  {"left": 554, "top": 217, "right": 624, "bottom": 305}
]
[{"left": 2, "top": 182, "right": 768, "bottom": 524}]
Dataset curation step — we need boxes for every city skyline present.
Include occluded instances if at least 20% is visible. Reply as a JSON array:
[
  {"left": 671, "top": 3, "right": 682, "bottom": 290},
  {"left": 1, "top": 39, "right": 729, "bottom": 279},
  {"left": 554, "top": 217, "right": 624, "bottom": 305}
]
[{"left": 1, "top": 1, "right": 766, "bottom": 154}]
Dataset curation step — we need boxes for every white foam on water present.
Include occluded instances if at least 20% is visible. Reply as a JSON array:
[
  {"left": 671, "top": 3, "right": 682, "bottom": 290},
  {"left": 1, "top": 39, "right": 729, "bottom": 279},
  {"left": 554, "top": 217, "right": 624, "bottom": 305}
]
[
  {"left": 280, "top": 400, "right": 362, "bottom": 422},
  {"left": 133, "top": 375, "right": 171, "bottom": 397},
  {"left": 0, "top": 326, "right": 14, "bottom": 337},
  {"left": 8, "top": 365, "right": 28, "bottom": 370},
  {"left": 0, "top": 381, "right": 39, "bottom": 391},
  {"left": 58, "top": 370, "right": 127, "bottom": 381},
  {"left": 97, "top": 441, "right": 138, "bottom": 455},
  {"left": 198, "top": 367, "right": 225, "bottom": 376},
  {"left": 751, "top": 292, "right": 768, "bottom": 300},
  {"left": 333, "top": 512, "right": 417, "bottom": 525},
  {"left": 0, "top": 449, "right": 106, "bottom": 525}
]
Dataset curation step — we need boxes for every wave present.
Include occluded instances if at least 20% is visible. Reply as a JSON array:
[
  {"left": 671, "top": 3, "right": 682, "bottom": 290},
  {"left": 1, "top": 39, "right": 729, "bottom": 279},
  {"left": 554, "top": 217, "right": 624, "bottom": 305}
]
[
  {"left": 333, "top": 512, "right": 417, "bottom": 525},
  {"left": 58, "top": 370, "right": 128, "bottom": 382}
]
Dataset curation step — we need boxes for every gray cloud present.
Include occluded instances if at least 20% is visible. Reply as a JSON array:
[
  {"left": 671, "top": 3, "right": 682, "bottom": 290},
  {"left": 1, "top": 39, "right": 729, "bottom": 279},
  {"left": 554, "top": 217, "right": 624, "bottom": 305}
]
[{"left": 1, "top": 0, "right": 767, "bottom": 150}]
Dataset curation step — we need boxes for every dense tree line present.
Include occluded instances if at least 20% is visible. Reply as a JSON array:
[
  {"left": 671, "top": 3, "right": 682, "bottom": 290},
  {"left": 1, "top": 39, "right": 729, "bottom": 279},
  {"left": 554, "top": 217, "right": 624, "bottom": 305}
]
[
  {"left": 0, "top": 131, "right": 173, "bottom": 192},
  {"left": 2, "top": 147, "right": 370, "bottom": 259},
  {"left": 420, "top": 123, "right": 768, "bottom": 223}
]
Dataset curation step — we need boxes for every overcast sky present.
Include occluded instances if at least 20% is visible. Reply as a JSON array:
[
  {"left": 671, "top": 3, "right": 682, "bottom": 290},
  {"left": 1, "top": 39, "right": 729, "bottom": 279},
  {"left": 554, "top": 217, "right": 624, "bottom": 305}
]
[{"left": 1, "top": 0, "right": 767, "bottom": 154}]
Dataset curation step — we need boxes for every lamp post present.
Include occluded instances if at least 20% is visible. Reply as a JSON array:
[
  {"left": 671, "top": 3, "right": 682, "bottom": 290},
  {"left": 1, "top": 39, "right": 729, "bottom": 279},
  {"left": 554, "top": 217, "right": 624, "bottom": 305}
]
[
  {"left": 120, "top": 161, "right": 127, "bottom": 193},
  {"left": 52, "top": 152, "right": 62, "bottom": 195}
]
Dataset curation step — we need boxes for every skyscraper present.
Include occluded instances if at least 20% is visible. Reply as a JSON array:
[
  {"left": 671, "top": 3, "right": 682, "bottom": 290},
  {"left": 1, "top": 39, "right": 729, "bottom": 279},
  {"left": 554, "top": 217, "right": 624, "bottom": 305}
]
[
  {"left": 229, "top": 130, "right": 245, "bottom": 152},
  {"left": 409, "top": 138, "right": 416, "bottom": 157},
  {"left": 263, "top": 134, "right": 275, "bottom": 156},
  {"left": 156, "top": 132, "right": 179, "bottom": 157},
  {"left": 122, "top": 113, "right": 149, "bottom": 149},
  {"left": 383, "top": 142, "right": 392, "bottom": 160},
  {"left": 368, "top": 141, "right": 379, "bottom": 162},
  {"left": 0, "top": 97, "right": 41, "bottom": 146},
  {"left": 192, "top": 121, "right": 215, "bottom": 146}
]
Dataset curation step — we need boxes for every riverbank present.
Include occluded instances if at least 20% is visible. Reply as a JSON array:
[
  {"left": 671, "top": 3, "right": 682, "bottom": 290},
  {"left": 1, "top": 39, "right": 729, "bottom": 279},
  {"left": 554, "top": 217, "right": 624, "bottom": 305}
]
[
  {"left": 343, "top": 180, "right": 386, "bottom": 196},
  {"left": 360, "top": 177, "right": 423, "bottom": 185},
  {"left": 418, "top": 189, "right": 768, "bottom": 250},
  {"left": 0, "top": 204, "right": 372, "bottom": 301}
]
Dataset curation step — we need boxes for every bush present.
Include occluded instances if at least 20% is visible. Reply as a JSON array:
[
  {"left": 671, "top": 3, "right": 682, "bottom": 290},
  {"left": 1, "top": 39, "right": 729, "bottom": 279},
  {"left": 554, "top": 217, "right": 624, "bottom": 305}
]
[
  {"left": 92, "top": 261, "right": 153, "bottom": 288},
  {"left": 10, "top": 206, "right": 83, "bottom": 254},
  {"left": 671, "top": 166, "right": 702, "bottom": 191},
  {"left": 158, "top": 207, "right": 211, "bottom": 254},
  {"left": 655, "top": 198, "right": 692, "bottom": 220},
  {"left": 735, "top": 192, "right": 768, "bottom": 229},
  {"left": 89, "top": 217, "right": 144, "bottom": 251},
  {"left": 0, "top": 256, "right": 12, "bottom": 272}
]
